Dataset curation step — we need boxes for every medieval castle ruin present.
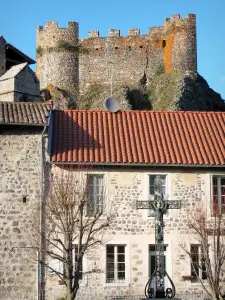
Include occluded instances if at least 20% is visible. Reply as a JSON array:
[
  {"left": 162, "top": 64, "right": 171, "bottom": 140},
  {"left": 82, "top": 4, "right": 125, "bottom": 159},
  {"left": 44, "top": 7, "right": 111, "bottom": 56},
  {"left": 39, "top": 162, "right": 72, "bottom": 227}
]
[
  {"left": 36, "top": 14, "right": 197, "bottom": 98},
  {"left": 0, "top": 13, "right": 225, "bottom": 110}
]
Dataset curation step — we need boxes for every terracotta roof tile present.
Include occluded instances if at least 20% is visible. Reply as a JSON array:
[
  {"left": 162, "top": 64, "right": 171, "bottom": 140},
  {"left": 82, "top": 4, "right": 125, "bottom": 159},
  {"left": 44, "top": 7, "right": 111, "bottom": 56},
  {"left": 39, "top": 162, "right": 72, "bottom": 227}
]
[
  {"left": 51, "top": 110, "right": 225, "bottom": 166},
  {"left": 0, "top": 102, "right": 50, "bottom": 125}
]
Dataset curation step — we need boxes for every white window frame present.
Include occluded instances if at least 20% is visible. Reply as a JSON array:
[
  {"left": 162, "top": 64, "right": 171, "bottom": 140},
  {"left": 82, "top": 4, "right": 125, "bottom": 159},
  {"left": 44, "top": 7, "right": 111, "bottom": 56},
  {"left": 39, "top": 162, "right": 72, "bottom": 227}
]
[
  {"left": 85, "top": 172, "right": 109, "bottom": 216},
  {"left": 73, "top": 245, "right": 83, "bottom": 280},
  {"left": 143, "top": 172, "right": 171, "bottom": 219},
  {"left": 211, "top": 175, "right": 225, "bottom": 214},
  {"left": 47, "top": 247, "right": 88, "bottom": 286},
  {"left": 143, "top": 240, "right": 172, "bottom": 285},
  {"left": 104, "top": 241, "right": 130, "bottom": 287},
  {"left": 148, "top": 242, "right": 172, "bottom": 290},
  {"left": 189, "top": 244, "right": 207, "bottom": 283}
]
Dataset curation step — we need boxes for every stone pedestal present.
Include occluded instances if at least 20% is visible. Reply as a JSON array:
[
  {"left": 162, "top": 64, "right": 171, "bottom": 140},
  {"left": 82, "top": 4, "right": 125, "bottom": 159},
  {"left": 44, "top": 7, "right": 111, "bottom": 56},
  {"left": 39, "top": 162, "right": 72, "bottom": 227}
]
[{"left": 140, "top": 298, "right": 181, "bottom": 300}]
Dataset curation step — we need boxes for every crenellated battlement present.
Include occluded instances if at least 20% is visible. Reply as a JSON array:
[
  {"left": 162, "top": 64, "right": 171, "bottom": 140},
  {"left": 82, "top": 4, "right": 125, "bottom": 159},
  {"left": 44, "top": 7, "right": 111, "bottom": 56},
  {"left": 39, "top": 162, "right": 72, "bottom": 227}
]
[
  {"left": 164, "top": 13, "right": 196, "bottom": 27},
  {"left": 81, "top": 14, "right": 196, "bottom": 39},
  {"left": 37, "top": 21, "right": 78, "bottom": 32},
  {"left": 37, "top": 14, "right": 195, "bottom": 43},
  {"left": 37, "top": 21, "right": 79, "bottom": 49}
]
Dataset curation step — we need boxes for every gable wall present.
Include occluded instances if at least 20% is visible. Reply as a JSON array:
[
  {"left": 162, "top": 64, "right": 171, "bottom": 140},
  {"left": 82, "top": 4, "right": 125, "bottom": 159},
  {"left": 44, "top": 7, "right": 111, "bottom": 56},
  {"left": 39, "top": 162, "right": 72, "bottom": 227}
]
[
  {"left": 14, "top": 66, "right": 40, "bottom": 96},
  {"left": 0, "top": 66, "right": 41, "bottom": 102},
  {"left": 0, "top": 126, "right": 44, "bottom": 299}
]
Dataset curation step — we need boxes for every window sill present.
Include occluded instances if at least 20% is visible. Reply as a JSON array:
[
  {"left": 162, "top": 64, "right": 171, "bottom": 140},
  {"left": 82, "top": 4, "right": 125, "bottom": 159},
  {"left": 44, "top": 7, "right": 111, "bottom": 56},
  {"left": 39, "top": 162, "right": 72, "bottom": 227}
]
[
  {"left": 190, "top": 279, "right": 208, "bottom": 285},
  {"left": 148, "top": 215, "right": 171, "bottom": 220},
  {"left": 58, "top": 278, "right": 87, "bottom": 287},
  {"left": 182, "top": 275, "right": 194, "bottom": 281},
  {"left": 104, "top": 281, "right": 130, "bottom": 287}
]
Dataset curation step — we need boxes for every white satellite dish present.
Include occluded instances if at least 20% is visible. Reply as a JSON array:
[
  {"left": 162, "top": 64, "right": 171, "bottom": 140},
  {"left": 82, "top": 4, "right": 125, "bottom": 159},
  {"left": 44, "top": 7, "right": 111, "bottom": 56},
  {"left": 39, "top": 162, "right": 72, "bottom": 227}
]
[{"left": 105, "top": 97, "right": 119, "bottom": 113}]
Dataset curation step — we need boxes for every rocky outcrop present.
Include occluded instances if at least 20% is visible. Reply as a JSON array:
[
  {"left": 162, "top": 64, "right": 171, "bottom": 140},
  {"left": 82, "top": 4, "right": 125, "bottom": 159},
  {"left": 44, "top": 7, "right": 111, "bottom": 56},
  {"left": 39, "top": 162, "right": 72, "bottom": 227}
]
[
  {"left": 148, "top": 72, "right": 225, "bottom": 111},
  {"left": 41, "top": 73, "right": 225, "bottom": 112}
]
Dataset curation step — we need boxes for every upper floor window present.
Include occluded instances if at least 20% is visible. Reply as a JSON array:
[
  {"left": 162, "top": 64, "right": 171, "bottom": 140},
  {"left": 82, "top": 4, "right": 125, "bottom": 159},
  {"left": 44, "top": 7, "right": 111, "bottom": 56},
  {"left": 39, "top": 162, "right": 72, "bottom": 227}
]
[
  {"left": 149, "top": 175, "right": 167, "bottom": 200},
  {"left": 149, "top": 175, "right": 167, "bottom": 217},
  {"left": 106, "top": 245, "right": 126, "bottom": 283},
  {"left": 212, "top": 176, "right": 225, "bottom": 214},
  {"left": 86, "top": 175, "right": 104, "bottom": 216},
  {"left": 190, "top": 244, "right": 207, "bottom": 281}
]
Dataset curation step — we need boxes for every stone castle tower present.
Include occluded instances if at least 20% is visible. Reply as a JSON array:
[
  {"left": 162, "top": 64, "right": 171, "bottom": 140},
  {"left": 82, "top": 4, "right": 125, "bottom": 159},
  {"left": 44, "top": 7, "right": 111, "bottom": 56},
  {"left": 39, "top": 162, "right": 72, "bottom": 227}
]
[
  {"left": 36, "top": 14, "right": 197, "bottom": 98},
  {"left": 36, "top": 21, "right": 79, "bottom": 97}
]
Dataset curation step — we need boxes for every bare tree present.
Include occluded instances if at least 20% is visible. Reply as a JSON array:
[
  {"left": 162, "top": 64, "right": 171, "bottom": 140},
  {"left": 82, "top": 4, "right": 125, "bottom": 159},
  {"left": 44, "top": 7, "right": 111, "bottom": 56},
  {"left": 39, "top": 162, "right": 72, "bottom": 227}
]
[
  {"left": 32, "top": 170, "right": 111, "bottom": 300},
  {"left": 180, "top": 204, "right": 225, "bottom": 300}
]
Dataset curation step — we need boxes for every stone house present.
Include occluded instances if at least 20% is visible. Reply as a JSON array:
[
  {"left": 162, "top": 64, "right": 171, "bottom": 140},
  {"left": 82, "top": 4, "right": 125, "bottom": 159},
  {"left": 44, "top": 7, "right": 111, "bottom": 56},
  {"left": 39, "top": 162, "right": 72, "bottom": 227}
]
[
  {"left": 0, "top": 63, "right": 41, "bottom": 102},
  {"left": 0, "top": 101, "right": 50, "bottom": 299},
  {"left": 0, "top": 36, "right": 41, "bottom": 102},
  {"left": 45, "top": 109, "right": 225, "bottom": 300}
]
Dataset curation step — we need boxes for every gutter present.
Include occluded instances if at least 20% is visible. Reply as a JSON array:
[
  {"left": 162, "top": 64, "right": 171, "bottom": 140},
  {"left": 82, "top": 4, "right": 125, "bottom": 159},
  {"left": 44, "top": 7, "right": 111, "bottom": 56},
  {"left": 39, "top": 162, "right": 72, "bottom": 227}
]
[
  {"left": 1, "top": 122, "right": 46, "bottom": 127},
  {"left": 48, "top": 111, "right": 54, "bottom": 158},
  {"left": 39, "top": 122, "right": 48, "bottom": 300},
  {"left": 50, "top": 161, "right": 225, "bottom": 168}
]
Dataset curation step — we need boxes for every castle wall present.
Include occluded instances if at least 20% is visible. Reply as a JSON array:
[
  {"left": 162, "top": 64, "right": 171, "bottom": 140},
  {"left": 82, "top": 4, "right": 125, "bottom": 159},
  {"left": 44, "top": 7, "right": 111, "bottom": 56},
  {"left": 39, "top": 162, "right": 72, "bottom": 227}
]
[
  {"left": 79, "top": 33, "right": 163, "bottom": 93},
  {"left": 0, "top": 126, "right": 44, "bottom": 299},
  {"left": 0, "top": 36, "right": 6, "bottom": 77},
  {"left": 46, "top": 166, "right": 216, "bottom": 300},
  {"left": 36, "top": 15, "right": 197, "bottom": 99},
  {"left": 36, "top": 22, "right": 79, "bottom": 97}
]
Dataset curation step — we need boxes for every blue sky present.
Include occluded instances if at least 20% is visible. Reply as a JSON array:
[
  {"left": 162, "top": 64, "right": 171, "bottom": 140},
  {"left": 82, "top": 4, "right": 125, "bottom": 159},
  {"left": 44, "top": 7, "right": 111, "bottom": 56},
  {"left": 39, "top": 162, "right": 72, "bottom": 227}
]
[{"left": 1, "top": 0, "right": 225, "bottom": 99}]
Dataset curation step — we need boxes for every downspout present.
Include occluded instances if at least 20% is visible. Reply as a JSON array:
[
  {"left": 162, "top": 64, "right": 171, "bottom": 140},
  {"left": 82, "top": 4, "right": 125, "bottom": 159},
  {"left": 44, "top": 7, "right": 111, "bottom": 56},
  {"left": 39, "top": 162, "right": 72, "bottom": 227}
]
[
  {"left": 39, "top": 107, "right": 53, "bottom": 300},
  {"left": 40, "top": 122, "right": 48, "bottom": 300}
]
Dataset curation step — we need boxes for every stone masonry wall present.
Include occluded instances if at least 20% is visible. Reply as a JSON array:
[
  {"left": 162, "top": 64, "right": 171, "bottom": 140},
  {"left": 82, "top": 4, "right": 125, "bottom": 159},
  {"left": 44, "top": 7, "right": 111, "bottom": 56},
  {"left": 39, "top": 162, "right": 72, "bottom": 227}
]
[
  {"left": 46, "top": 167, "right": 220, "bottom": 300},
  {"left": 36, "top": 22, "right": 79, "bottom": 97},
  {"left": 0, "top": 126, "right": 44, "bottom": 300},
  {"left": 36, "top": 14, "right": 197, "bottom": 98},
  {"left": 0, "top": 65, "right": 41, "bottom": 102}
]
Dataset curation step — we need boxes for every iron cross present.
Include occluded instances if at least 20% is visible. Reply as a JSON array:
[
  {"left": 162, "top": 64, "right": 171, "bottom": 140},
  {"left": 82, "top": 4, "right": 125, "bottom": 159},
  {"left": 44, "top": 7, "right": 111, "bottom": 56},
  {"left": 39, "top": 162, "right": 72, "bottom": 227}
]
[{"left": 136, "top": 176, "right": 181, "bottom": 299}]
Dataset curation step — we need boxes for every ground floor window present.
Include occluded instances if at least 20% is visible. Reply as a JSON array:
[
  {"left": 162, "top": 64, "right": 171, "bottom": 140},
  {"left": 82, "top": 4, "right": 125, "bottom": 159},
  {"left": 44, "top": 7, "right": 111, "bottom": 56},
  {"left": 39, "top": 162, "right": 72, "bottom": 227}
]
[
  {"left": 190, "top": 244, "right": 207, "bottom": 281},
  {"left": 73, "top": 245, "right": 83, "bottom": 280},
  {"left": 149, "top": 244, "right": 170, "bottom": 289},
  {"left": 106, "top": 245, "right": 126, "bottom": 283}
]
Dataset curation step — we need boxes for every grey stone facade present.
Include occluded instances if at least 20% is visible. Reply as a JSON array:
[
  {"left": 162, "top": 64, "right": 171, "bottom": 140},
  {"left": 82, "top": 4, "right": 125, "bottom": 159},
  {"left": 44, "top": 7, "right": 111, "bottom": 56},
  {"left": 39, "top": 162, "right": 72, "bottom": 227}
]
[{"left": 0, "top": 126, "right": 45, "bottom": 299}]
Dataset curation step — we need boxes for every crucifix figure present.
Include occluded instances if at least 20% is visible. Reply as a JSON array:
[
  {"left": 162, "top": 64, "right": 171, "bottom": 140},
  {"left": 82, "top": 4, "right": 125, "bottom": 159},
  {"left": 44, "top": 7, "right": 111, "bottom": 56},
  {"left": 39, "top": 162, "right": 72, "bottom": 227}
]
[{"left": 136, "top": 176, "right": 181, "bottom": 299}]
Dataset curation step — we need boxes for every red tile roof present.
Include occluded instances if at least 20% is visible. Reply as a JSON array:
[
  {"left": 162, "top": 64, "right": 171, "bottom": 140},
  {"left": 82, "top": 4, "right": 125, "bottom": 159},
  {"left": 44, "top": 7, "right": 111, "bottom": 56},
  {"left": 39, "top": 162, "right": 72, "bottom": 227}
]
[
  {"left": 0, "top": 102, "right": 50, "bottom": 125},
  {"left": 51, "top": 110, "right": 225, "bottom": 167}
]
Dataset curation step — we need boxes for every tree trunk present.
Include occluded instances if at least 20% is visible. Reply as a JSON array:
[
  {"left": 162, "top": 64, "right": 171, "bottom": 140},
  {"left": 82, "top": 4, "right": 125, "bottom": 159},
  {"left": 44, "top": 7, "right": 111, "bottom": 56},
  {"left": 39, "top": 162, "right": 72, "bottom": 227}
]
[
  {"left": 66, "top": 284, "right": 72, "bottom": 300},
  {"left": 71, "top": 285, "right": 79, "bottom": 300}
]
